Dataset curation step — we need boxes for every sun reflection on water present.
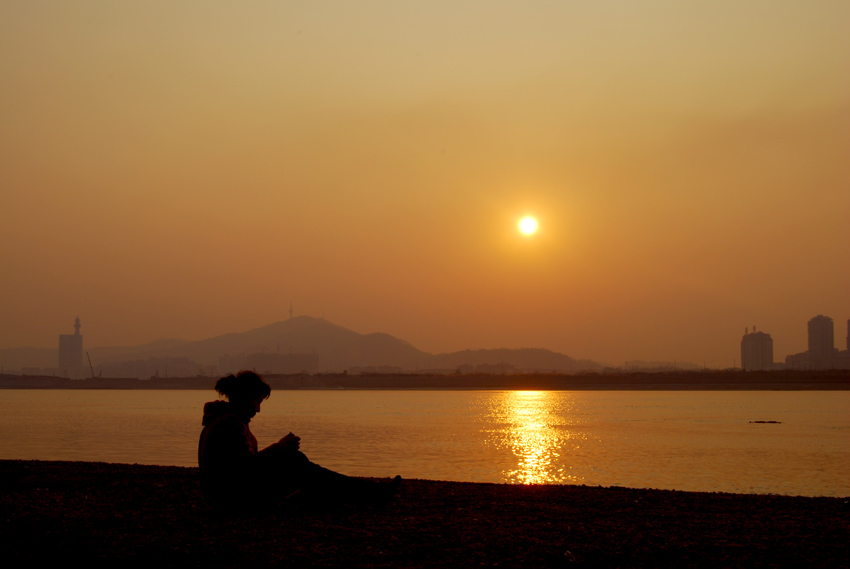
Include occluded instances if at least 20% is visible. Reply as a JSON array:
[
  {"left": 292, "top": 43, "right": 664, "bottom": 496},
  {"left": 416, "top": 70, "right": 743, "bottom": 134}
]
[{"left": 484, "top": 391, "right": 587, "bottom": 485}]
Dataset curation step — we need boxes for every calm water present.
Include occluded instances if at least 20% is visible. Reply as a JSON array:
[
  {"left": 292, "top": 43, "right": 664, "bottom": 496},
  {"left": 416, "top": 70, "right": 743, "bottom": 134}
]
[{"left": 0, "top": 390, "right": 847, "bottom": 497}]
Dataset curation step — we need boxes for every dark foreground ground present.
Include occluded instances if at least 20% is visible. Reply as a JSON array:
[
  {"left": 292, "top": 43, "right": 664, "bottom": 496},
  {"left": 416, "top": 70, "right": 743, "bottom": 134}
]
[{"left": 1, "top": 461, "right": 847, "bottom": 568}]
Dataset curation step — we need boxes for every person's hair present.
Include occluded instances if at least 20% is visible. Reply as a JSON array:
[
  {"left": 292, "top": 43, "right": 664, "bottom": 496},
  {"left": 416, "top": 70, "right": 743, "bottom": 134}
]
[{"left": 215, "top": 371, "right": 271, "bottom": 403}]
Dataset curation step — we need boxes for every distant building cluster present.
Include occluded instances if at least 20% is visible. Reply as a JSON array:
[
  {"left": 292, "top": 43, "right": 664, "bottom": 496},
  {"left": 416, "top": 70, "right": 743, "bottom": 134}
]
[
  {"left": 741, "top": 315, "right": 850, "bottom": 371},
  {"left": 98, "top": 356, "right": 208, "bottom": 379},
  {"left": 95, "top": 352, "right": 320, "bottom": 379},
  {"left": 785, "top": 315, "right": 850, "bottom": 370},
  {"left": 349, "top": 365, "right": 405, "bottom": 375},
  {"left": 218, "top": 352, "right": 319, "bottom": 376},
  {"left": 415, "top": 363, "right": 519, "bottom": 375}
]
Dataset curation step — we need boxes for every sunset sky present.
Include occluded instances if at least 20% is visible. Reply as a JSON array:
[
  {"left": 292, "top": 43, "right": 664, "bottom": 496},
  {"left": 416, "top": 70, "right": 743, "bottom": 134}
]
[{"left": 2, "top": 1, "right": 848, "bottom": 367}]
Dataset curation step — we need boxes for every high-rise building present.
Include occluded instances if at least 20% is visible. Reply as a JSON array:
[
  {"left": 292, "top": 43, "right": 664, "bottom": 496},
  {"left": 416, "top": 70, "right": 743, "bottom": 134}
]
[
  {"left": 807, "top": 314, "right": 836, "bottom": 368},
  {"left": 58, "top": 317, "right": 83, "bottom": 376},
  {"left": 741, "top": 327, "right": 774, "bottom": 371},
  {"left": 785, "top": 314, "right": 850, "bottom": 370}
]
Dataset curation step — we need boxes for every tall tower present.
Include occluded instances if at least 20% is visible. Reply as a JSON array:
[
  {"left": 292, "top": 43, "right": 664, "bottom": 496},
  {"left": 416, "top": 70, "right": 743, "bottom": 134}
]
[
  {"left": 808, "top": 315, "right": 835, "bottom": 369},
  {"left": 58, "top": 317, "right": 84, "bottom": 376},
  {"left": 808, "top": 315, "right": 834, "bottom": 357},
  {"left": 741, "top": 328, "right": 774, "bottom": 371}
]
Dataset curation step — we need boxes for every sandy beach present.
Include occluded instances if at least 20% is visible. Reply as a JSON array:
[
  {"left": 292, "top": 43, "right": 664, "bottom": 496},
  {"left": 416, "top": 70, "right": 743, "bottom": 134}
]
[{"left": 1, "top": 460, "right": 847, "bottom": 568}]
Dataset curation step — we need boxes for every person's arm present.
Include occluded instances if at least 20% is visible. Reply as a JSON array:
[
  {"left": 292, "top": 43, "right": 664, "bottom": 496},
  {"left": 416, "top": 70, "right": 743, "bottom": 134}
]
[
  {"left": 203, "top": 415, "right": 264, "bottom": 479},
  {"left": 275, "top": 432, "right": 301, "bottom": 452}
]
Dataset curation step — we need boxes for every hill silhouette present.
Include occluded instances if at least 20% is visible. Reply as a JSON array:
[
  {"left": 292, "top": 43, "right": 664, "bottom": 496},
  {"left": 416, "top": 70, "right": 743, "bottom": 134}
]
[
  {"left": 159, "top": 317, "right": 429, "bottom": 371},
  {"left": 426, "top": 348, "right": 602, "bottom": 373},
  {"left": 0, "top": 347, "right": 56, "bottom": 370},
  {"left": 1, "top": 316, "right": 603, "bottom": 375}
]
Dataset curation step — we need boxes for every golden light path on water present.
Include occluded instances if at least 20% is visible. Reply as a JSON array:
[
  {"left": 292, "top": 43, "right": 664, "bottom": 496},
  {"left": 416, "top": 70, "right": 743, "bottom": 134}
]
[{"left": 484, "top": 391, "right": 589, "bottom": 485}]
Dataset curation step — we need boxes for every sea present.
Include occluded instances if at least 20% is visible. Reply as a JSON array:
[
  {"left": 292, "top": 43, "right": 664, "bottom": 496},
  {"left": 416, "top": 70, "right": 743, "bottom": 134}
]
[{"left": 0, "top": 389, "right": 847, "bottom": 497}]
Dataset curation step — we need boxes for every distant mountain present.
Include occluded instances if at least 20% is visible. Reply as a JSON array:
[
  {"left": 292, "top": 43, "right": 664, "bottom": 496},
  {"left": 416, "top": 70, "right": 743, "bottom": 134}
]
[
  {"left": 2, "top": 317, "right": 604, "bottom": 374},
  {"left": 0, "top": 347, "right": 56, "bottom": 370},
  {"left": 93, "top": 316, "right": 429, "bottom": 371},
  {"left": 425, "top": 348, "right": 603, "bottom": 373}
]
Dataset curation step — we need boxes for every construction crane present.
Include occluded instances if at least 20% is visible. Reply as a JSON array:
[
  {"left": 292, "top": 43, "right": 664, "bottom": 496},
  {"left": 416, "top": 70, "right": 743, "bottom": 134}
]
[{"left": 86, "top": 352, "right": 95, "bottom": 379}]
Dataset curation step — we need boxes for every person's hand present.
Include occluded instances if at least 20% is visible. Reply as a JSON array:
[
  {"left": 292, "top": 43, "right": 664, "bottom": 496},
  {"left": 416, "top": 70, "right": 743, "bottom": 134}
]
[{"left": 278, "top": 432, "right": 301, "bottom": 452}]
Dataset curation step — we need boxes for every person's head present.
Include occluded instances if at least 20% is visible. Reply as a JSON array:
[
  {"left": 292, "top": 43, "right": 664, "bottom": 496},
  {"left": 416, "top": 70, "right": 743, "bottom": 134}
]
[{"left": 215, "top": 371, "right": 271, "bottom": 420}]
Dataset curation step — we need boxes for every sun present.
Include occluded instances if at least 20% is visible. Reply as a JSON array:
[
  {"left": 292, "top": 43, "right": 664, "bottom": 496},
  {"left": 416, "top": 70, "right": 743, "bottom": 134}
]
[{"left": 518, "top": 216, "right": 538, "bottom": 236}]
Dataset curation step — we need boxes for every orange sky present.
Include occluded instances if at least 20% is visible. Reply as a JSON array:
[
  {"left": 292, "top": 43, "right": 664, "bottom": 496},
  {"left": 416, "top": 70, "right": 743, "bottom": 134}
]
[{"left": 2, "top": 1, "right": 849, "bottom": 367}]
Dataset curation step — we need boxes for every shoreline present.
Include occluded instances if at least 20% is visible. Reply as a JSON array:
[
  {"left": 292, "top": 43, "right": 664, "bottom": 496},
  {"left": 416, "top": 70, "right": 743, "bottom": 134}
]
[
  {"left": 2, "top": 460, "right": 847, "bottom": 567},
  {"left": 3, "top": 369, "right": 850, "bottom": 391}
]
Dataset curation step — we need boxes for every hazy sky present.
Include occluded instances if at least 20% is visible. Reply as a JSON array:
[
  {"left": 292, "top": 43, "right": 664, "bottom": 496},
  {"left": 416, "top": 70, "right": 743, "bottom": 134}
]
[{"left": 2, "top": 1, "right": 849, "bottom": 366}]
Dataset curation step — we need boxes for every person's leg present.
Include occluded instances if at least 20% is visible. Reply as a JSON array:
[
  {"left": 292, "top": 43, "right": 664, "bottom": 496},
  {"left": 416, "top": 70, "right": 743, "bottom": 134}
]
[{"left": 276, "top": 451, "right": 400, "bottom": 506}]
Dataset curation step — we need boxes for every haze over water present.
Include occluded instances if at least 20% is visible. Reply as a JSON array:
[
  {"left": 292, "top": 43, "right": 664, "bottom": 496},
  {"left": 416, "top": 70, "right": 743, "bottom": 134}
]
[
  {"left": 1, "top": 390, "right": 847, "bottom": 497},
  {"left": 2, "top": 2, "right": 849, "bottom": 368}
]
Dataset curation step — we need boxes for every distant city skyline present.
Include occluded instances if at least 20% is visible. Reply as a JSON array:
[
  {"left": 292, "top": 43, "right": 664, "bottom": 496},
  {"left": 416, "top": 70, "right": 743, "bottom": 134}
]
[
  {"left": 742, "top": 315, "right": 850, "bottom": 371},
  {"left": 784, "top": 315, "right": 850, "bottom": 370},
  {"left": 5, "top": 312, "right": 850, "bottom": 378}
]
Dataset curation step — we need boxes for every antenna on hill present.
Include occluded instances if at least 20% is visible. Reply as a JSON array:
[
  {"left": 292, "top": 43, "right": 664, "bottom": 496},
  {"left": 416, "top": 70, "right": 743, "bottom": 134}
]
[{"left": 289, "top": 302, "right": 294, "bottom": 320}]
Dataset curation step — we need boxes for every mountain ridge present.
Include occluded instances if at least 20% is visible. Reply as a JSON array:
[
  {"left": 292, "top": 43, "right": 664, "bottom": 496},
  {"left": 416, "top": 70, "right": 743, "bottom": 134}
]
[{"left": 0, "top": 316, "right": 603, "bottom": 374}]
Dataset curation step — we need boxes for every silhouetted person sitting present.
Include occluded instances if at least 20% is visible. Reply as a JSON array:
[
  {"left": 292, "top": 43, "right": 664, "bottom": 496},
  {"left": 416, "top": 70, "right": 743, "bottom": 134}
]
[{"left": 198, "top": 371, "right": 400, "bottom": 512}]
